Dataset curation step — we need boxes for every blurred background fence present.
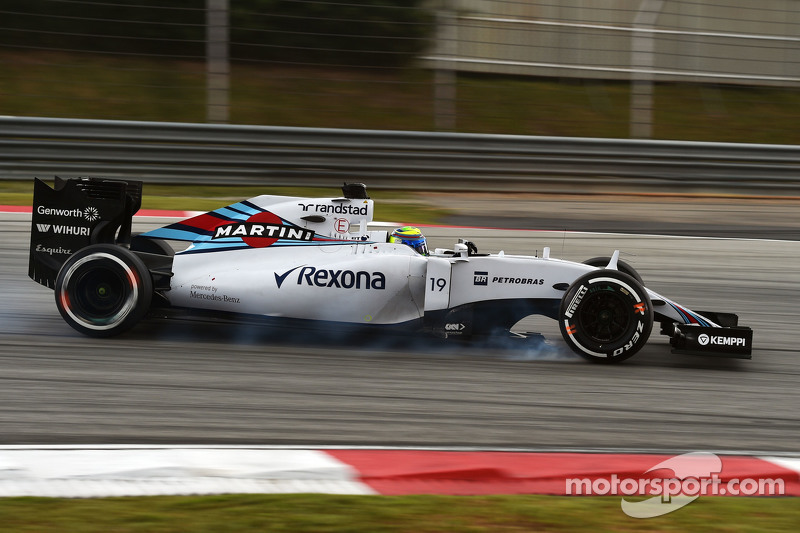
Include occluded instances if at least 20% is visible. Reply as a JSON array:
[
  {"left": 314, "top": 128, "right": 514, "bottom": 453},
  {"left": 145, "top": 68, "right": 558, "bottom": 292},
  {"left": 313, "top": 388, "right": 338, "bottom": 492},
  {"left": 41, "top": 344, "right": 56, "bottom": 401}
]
[
  {"left": 2, "top": 0, "right": 800, "bottom": 144},
  {"left": 3, "top": 115, "right": 800, "bottom": 194}
]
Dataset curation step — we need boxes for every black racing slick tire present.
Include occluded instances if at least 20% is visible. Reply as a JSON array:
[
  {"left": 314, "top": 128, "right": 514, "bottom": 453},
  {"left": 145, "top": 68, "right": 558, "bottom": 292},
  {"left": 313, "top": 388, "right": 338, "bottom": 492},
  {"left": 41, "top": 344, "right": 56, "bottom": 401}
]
[
  {"left": 559, "top": 270, "right": 653, "bottom": 363},
  {"left": 582, "top": 256, "right": 644, "bottom": 285},
  {"left": 55, "top": 244, "right": 153, "bottom": 337}
]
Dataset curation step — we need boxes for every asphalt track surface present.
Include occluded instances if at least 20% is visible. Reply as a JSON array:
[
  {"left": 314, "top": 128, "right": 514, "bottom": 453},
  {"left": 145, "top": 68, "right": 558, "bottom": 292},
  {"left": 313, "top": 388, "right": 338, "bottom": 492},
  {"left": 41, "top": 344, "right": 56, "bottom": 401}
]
[
  {"left": 433, "top": 193, "right": 800, "bottom": 241},
  {"left": 1, "top": 208, "right": 799, "bottom": 453}
]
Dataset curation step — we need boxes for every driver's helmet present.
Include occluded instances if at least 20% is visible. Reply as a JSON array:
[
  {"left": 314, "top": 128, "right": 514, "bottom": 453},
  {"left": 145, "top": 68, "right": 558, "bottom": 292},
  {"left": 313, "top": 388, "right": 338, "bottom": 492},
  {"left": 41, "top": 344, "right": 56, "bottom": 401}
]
[{"left": 389, "top": 226, "right": 428, "bottom": 255}]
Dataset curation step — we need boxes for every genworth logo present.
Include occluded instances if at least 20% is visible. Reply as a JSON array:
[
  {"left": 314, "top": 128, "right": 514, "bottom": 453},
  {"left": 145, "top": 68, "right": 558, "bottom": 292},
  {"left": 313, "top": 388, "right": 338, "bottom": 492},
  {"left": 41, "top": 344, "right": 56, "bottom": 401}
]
[
  {"left": 36, "top": 205, "right": 101, "bottom": 221},
  {"left": 83, "top": 206, "right": 100, "bottom": 222}
]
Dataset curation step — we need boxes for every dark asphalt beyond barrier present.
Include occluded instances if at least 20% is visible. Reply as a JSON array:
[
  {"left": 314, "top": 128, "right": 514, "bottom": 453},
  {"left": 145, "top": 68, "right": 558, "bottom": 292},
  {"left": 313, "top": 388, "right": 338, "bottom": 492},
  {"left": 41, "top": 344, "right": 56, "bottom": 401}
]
[{"left": 430, "top": 193, "right": 800, "bottom": 241}]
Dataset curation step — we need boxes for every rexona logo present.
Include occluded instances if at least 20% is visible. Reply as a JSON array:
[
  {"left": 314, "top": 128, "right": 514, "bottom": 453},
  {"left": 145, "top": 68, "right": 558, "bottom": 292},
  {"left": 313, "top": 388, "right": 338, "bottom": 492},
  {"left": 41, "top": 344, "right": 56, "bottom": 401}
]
[
  {"left": 275, "top": 265, "right": 385, "bottom": 290},
  {"left": 212, "top": 212, "right": 314, "bottom": 248}
]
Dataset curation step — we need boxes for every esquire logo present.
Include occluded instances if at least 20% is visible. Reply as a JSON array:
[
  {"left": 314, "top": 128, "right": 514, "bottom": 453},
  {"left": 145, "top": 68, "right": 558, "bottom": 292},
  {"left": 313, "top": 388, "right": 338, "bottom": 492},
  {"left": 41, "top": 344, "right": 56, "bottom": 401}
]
[
  {"left": 34, "top": 244, "right": 71, "bottom": 256},
  {"left": 275, "top": 265, "right": 386, "bottom": 290}
]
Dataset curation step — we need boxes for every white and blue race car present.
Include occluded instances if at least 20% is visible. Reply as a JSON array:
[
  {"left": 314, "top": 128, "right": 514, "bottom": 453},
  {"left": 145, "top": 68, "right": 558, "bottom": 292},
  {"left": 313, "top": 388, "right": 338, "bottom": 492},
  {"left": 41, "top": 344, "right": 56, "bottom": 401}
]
[{"left": 28, "top": 178, "right": 753, "bottom": 363}]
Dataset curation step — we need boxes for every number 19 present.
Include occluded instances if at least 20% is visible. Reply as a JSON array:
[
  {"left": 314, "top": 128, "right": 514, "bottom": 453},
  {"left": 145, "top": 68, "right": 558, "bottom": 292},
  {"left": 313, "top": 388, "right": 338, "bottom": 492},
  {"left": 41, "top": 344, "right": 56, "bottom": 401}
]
[{"left": 429, "top": 277, "right": 446, "bottom": 291}]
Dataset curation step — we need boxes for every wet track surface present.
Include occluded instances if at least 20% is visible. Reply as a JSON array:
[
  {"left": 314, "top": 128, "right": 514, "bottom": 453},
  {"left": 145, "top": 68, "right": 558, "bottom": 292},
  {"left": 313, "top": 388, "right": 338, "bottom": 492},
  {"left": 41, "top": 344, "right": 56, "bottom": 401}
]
[{"left": 1, "top": 208, "right": 799, "bottom": 452}]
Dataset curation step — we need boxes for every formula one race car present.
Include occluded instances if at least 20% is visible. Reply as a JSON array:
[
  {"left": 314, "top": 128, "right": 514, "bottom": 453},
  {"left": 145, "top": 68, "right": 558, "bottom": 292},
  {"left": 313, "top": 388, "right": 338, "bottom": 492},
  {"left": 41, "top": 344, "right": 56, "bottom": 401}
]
[{"left": 28, "top": 177, "right": 753, "bottom": 363}]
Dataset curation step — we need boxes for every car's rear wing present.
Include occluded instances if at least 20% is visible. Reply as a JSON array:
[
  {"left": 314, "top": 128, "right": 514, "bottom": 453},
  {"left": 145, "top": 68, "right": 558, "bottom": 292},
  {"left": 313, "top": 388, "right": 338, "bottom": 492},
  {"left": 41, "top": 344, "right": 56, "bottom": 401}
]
[{"left": 28, "top": 176, "right": 143, "bottom": 288}]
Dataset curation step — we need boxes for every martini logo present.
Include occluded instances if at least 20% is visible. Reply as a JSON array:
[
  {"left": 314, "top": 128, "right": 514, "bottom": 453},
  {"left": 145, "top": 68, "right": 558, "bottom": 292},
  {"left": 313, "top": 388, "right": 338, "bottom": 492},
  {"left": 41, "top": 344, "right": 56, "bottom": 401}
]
[{"left": 212, "top": 211, "right": 314, "bottom": 248}]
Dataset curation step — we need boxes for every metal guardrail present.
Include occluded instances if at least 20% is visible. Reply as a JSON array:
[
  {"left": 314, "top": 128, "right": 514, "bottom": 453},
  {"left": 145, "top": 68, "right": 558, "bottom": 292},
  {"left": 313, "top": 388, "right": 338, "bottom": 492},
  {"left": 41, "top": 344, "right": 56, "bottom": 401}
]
[{"left": 1, "top": 116, "right": 799, "bottom": 194}]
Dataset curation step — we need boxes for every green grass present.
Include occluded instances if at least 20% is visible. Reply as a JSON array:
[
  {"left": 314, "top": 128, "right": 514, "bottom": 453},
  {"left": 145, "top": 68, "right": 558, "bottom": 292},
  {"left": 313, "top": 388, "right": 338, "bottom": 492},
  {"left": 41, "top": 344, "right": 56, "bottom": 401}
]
[
  {"left": 0, "top": 494, "right": 798, "bottom": 532},
  {"left": 0, "top": 181, "right": 450, "bottom": 225},
  {"left": 3, "top": 51, "right": 800, "bottom": 143}
]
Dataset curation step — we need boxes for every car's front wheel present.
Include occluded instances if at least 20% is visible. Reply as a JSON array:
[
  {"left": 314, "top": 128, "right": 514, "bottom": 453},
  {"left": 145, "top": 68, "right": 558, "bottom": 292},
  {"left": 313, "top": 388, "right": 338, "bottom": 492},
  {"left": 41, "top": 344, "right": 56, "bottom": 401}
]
[
  {"left": 559, "top": 270, "right": 653, "bottom": 363},
  {"left": 582, "top": 256, "right": 644, "bottom": 285},
  {"left": 55, "top": 244, "right": 153, "bottom": 337}
]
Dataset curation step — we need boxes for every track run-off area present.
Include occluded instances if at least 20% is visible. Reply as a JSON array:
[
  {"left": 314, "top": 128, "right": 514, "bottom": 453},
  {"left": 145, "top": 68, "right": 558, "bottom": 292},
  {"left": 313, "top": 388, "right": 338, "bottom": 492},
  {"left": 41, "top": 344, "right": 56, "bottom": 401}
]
[{"left": 1, "top": 210, "right": 799, "bottom": 453}]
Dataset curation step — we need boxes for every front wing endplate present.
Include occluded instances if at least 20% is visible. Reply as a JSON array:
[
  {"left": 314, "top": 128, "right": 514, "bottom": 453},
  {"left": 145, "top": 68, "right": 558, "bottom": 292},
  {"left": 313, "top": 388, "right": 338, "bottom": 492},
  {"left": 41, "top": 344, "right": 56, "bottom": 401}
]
[{"left": 670, "top": 323, "right": 753, "bottom": 359}]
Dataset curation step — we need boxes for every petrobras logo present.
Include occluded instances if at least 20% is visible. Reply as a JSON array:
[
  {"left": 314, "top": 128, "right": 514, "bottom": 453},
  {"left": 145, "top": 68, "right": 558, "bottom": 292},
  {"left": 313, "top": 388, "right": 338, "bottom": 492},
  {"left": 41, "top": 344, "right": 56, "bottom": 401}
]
[
  {"left": 697, "top": 333, "right": 747, "bottom": 347},
  {"left": 492, "top": 276, "right": 544, "bottom": 285},
  {"left": 275, "top": 265, "right": 386, "bottom": 290},
  {"left": 474, "top": 271, "right": 543, "bottom": 286},
  {"left": 37, "top": 205, "right": 100, "bottom": 221},
  {"left": 473, "top": 271, "right": 488, "bottom": 286}
]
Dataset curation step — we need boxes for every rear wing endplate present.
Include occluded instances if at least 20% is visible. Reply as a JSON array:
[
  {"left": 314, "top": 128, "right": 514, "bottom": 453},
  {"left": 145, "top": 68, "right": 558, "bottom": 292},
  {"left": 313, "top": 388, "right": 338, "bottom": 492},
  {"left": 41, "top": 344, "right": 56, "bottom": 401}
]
[{"left": 29, "top": 176, "right": 143, "bottom": 288}]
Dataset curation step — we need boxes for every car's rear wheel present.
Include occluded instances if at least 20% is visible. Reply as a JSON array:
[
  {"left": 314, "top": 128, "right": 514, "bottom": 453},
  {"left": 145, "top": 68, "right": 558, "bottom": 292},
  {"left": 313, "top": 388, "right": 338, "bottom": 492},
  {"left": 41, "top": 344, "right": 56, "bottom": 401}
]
[
  {"left": 559, "top": 270, "right": 653, "bottom": 363},
  {"left": 130, "top": 234, "right": 174, "bottom": 256},
  {"left": 55, "top": 244, "right": 153, "bottom": 337}
]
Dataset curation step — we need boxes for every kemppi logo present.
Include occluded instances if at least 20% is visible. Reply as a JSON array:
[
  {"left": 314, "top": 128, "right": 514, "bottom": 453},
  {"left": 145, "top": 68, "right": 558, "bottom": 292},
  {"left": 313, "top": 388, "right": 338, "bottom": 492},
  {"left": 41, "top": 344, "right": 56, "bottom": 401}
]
[{"left": 698, "top": 333, "right": 746, "bottom": 347}]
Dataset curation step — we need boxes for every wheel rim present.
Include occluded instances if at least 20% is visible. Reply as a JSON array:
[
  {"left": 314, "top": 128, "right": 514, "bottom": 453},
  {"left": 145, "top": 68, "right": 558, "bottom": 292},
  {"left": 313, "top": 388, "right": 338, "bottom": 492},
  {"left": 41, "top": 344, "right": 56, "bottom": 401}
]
[
  {"left": 59, "top": 253, "right": 138, "bottom": 330},
  {"left": 577, "top": 290, "right": 631, "bottom": 344},
  {"left": 73, "top": 267, "right": 127, "bottom": 318}
]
